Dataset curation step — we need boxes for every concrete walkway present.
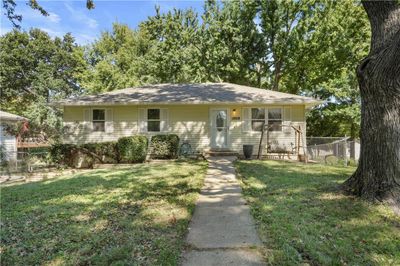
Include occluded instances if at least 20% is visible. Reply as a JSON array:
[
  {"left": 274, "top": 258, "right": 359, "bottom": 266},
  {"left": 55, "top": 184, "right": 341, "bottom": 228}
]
[{"left": 181, "top": 157, "right": 264, "bottom": 266}]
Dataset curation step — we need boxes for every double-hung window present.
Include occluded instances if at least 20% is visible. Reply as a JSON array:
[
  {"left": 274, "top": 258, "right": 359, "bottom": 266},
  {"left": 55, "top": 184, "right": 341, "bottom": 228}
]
[
  {"left": 92, "top": 109, "right": 105, "bottom": 132},
  {"left": 268, "top": 108, "right": 282, "bottom": 131},
  {"left": 147, "top": 109, "right": 161, "bottom": 132},
  {"left": 248, "top": 107, "right": 282, "bottom": 132},
  {"left": 251, "top": 108, "right": 265, "bottom": 131}
]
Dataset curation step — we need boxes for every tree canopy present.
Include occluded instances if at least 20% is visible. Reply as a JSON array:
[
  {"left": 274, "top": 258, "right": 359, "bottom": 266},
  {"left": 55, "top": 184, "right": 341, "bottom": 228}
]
[{"left": 0, "top": 29, "right": 86, "bottom": 140}]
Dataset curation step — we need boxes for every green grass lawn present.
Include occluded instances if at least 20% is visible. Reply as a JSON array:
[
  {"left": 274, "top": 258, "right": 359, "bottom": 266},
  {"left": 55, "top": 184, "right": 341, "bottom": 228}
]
[
  {"left": 1, "top": 160, "right": 207, "bottom": 265},
  {"left": 236, "top": 160, "right": 400, "bottom": 265}
]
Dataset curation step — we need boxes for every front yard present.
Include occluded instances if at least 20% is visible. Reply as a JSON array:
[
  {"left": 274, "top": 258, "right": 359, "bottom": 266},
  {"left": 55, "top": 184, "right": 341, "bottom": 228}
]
[
  {"left": 1, "top": 161, "right": 207, "bottom": 265},
  {"left": 236, "top": 160, "right": 400, "bottom": 265}
]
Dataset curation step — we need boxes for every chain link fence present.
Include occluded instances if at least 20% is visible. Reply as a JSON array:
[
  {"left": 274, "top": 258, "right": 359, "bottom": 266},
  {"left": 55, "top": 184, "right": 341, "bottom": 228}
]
[
  {"left": 306, "top": 137, "right": 360, "bottom": 166},
  {"left": 0, "top": 148, "right": 51, "bottom": 175}
]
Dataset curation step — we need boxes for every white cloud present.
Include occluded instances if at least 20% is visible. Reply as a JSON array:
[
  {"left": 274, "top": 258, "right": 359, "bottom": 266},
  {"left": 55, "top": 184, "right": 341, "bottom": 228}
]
[
  {"left": 75, "top": 33, "right": 97, "bottom": 44},
  {"left": 41, "top": 27, "right": 65, "bottom": 38},
  {"left": 41, "top": 28, "right": 96, "bottom": 45},
  {"left": 48, "top": 12, "right": 61, "bottom": 23},
  {"left": 86, "top": 18, "right": 98, "bottom": 29},
  {"left": 64, "top": 3, "right": 98, "bottom": 29},
  {"left": 1, "top": 4, "right": 97, "bottom": 45},
  {"left": 3, "top": 7, "right": 60, "bottom": 25}
]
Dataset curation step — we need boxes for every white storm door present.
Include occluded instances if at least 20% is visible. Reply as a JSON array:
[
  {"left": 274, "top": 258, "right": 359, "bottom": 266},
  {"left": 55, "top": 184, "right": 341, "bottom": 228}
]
[{"left": 210, "top": 109, "right": 228, "bottom": 148}]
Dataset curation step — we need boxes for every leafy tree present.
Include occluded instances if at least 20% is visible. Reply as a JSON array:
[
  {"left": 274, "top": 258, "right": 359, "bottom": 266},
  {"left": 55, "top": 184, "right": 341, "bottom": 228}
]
[
  {"left": 258, "top": 0, "right": 320, "bottom": 91},
  {"left": 307, "top": 71, "right": 361, "bottom": 138},
  {"left": 301, "top": 0, "right": 369, "bottom": 138},
  {"left": 140, "top": 6, "right": 202, "bottom": 83},
  {"left": 82, "top": 8, "right": 203, "bottom": 92},
  {"left": 0, "top": 29, "right": 86, "bottom": 140},
  {"left": 80, "top": 23, "right": 154, "bottom": 93},
  {"left": 198, "top": 0, "right": 264, "bottom": 85},
  {"left": 84, "top": 1, "right": 264, "bottom": 87}
]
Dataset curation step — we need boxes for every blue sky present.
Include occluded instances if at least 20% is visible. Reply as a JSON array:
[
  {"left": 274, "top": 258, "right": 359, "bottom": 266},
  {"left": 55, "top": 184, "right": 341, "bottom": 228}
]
[{"left": 0, "top": 0, "right": 205, "bottom": 44}]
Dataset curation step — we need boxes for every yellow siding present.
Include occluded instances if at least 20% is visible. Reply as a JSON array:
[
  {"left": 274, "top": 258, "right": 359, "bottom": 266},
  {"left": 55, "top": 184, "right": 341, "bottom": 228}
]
[
  {"left": 62, "top": 104, "right": 307, "bottom": 154},
  {"left": 169, "top": 105, "right": 210, "bottom": 151},
  {"left": 291, "top": 105, "right": 305, "bottom": 121},
  {"left": 229, "top": 105, "right": 306, "bottom": 154},
  {"left": 63, "top": 106, "right": 138, "bottom": 144}
]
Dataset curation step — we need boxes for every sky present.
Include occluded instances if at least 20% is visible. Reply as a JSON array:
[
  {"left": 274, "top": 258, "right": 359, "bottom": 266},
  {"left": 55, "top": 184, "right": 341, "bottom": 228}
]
[{"left": 0, "top": 0, "right": 205, "bottom": 44}]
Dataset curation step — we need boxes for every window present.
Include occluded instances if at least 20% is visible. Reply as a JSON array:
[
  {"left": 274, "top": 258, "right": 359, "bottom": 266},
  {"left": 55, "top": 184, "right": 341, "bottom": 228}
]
[
  {"left": 247, "top": 107, "right": 282, "bottom": 132},
  {"left": 215, "top": 111, "right": 226, "bottom": 132},
  {"left": 251, "top": 108, "right": 265, "bottom": 131},
  {"left": 147, "top": 109, "right": 160, "bottom": 132},
  {"left": 268, "top": 108, "right": 282, "bottom": 131},
  {"left": 92, "top": 109, "right": 105, "bottom": 132}
]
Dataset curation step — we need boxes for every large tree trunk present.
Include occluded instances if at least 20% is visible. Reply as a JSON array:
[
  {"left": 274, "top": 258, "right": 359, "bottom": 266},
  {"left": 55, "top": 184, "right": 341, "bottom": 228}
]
[{"left": 342, "top": 1, "right": 400, "bottom": 209}]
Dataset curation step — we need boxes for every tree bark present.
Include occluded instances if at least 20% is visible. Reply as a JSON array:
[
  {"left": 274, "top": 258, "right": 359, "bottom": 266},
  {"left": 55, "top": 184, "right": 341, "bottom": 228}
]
[
  {"left": 342, "top": 1, "right": 400, "bottom": 209},
  {"left": 272, "top": 59, "right": 282, "bottom": 91}
]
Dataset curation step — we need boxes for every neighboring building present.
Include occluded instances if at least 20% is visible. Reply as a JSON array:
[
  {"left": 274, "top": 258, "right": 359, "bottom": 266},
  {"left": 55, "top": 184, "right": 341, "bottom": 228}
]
[
  {"left": 0, "top": 111, "right": 27, "bottom": 162},
  {"left": 57, "top": 83, "right": 321, "bottom": 155}
]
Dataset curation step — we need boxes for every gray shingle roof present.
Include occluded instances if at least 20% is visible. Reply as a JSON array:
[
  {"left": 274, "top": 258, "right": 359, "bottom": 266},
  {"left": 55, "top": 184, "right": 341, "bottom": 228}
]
[
  {"left": 0, "top": 111, "right": 27, "bottom": 122},
  {"left": 57, "top": 83, "right": 322, "bottom": 106}
]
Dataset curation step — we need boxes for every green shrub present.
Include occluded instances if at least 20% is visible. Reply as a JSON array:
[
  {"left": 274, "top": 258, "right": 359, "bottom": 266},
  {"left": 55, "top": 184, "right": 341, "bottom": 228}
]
[
  {"left": 0, "top": 145, "right": 8, "bottom": 168},
  {"left": 81, "top": 142, "right": 118, "bottom": 163},
  {"left": 150, "top": 134, "right": 180, "bottom": 159},
  {"left": 117, "top": 136, "right": 148, "bottom": 163},
  {"left": 50, "top": 142, "right": 119, "bottom": 167},
  {"left": 49, "top": 143, "right": 75, "bottom": 166}
]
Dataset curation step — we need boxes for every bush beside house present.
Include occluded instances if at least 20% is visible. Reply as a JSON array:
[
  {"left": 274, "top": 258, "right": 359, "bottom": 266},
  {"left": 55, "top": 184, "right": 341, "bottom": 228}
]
[
  {"left": 150, "top": 134, "right": 180, "bottom": 159},
  {"left": 50, "top": 134, "right": 180, "bottom": 168},
  {"left": 50, "top": 144, "right": 76, "bottom": 166},
  {"left": 117, "top": 136, "right": 148, "bottom": 163}
]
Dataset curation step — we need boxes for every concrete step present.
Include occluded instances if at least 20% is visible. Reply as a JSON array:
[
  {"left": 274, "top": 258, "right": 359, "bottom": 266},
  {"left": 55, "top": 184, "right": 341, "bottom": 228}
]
[{"left": 204, "top": 149, "right": 239, "bottom": 157}]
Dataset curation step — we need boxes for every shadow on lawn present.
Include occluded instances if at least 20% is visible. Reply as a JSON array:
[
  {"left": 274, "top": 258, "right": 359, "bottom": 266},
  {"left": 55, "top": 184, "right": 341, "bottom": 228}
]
[
  {"left": 236, "top": 161, "right": 400, "bottom": 265},
  {"left": 1, "top": 162, "right": 204, "bottom": 265}
]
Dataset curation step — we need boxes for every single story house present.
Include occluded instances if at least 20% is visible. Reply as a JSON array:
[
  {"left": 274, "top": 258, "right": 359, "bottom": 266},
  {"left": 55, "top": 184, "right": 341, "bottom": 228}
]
[
  {"left": 57, "top": 83, "right": 321, "bottom": 155},
  {"left": 0, "top": 111, "right": 28, "bottom": 162}
]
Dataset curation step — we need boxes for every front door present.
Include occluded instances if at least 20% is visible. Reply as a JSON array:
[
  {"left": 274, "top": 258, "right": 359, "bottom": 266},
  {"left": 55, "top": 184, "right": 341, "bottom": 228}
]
[{"left": 210, "top": 109, "right": 228, "bottom": 149}]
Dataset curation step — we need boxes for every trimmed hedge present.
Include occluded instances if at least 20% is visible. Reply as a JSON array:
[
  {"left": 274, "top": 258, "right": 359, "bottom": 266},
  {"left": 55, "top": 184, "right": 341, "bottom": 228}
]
[
  {"left": 150, "top": 134, "right": 179, "bottom": 159},
  {"left": 50, "top": 134, "right": 185, "bottom": 167},
  {"left": 49, "top": 143, "right": 75, "bottom": 166},
  {"left": 117, "top": 136, "right": 148, "bottom": 163},
  {"left": 80, "top": 142, "right": 119, "bottom": 163}
]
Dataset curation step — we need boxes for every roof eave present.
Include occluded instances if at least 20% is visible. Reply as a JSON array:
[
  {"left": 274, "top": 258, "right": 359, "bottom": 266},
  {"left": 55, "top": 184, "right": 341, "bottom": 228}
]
[
  {"left": 305, "top": 100, "right": 325, "bottom": 109},
  {"left": 54, "top": 99, "right": 324, "bottom": 107}
]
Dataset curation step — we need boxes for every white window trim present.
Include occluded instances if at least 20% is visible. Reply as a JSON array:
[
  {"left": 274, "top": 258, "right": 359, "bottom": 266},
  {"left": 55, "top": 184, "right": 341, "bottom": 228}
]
[{"left": 92, "top": 108, "right": 106, "bottom": 132}]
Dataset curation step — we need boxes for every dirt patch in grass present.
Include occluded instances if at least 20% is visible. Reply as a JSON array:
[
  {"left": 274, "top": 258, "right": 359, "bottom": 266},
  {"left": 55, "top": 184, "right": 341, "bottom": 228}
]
[
  {"left": 236, "top": 160, "right": 400, "bottom": 265},
  {"left": 1, "top": 161, "right": 207, "bottom": 265}
]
